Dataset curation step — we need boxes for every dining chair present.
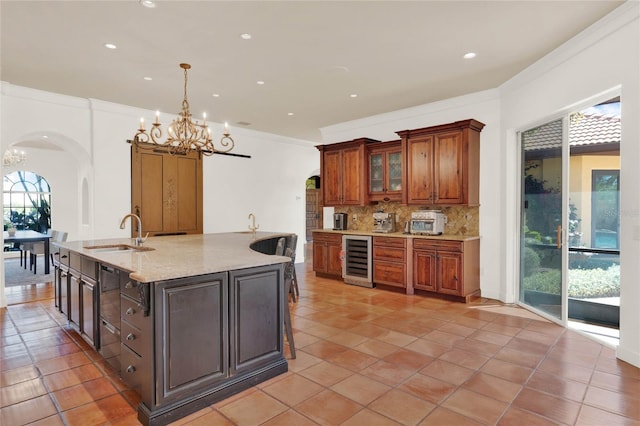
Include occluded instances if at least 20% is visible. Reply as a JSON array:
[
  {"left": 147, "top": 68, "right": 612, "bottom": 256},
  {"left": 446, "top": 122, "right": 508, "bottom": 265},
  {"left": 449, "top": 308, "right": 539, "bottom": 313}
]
[{"left": 29, "top": 229, "right": 67, "bottom": 274}]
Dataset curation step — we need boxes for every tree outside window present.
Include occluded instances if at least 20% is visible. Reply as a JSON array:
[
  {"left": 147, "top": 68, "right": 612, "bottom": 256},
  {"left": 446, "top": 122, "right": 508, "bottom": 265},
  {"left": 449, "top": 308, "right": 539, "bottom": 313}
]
[{"left": 3, "top": 171, "right": 51, "bottom": 233}]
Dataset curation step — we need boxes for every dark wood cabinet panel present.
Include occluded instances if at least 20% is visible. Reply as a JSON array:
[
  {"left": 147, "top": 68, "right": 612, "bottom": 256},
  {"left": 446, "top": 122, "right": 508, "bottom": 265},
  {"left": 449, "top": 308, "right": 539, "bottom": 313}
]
[
  {"left": 81, "top": 280, "right": 96, "bottom": 346},
  {"left": 412, "top": 238, "right": 479, "bottom": 302},
  {"left": 131, "top": 141, "right": 203, "bottom": 236},
  {"left": 317, "top": 138, "right": 375, "bottom": 206},
  {"left": 155, "top": 274, "right": 228, "bottom": 406},
  {"left": 372, "top": 236, "right": 406, "bottom": 288},
  {"left": 312, "top": 232, "right": 343, "bottom": 277},
  {"left": 399, "top": 119, "right": 484, "bottom": 206}
]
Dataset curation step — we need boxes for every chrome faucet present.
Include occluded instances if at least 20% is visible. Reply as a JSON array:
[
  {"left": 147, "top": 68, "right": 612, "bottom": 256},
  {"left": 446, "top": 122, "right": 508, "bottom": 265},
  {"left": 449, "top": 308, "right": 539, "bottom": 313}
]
[
  {"left": 248, "top": 213, "right": 259, "bottom": 234},
  {"left": 120, "top": 213, "right": 148, "bottom": 246}
]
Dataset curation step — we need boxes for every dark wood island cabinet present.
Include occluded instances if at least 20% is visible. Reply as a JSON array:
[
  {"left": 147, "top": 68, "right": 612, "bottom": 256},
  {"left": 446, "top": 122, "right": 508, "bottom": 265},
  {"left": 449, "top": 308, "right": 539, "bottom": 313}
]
[{"left": 53, "top": 233, "right": 291, "bottom": 426}]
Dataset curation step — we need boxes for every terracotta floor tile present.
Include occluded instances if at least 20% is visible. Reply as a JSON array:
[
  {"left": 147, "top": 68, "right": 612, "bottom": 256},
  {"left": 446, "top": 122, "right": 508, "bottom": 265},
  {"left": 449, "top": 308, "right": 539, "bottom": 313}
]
[
  {"left": 438, "top": 348, "right": 490, "bottom": 370},
  {"left": 493, "top": 346, "right": 544, "bottom": 369},
  {"left": 260, "top": 409, "right": 319, "bottom": 426},
  {"left": 0, "top": 342, "right": 28, "bottom": 360},
  {"left": 436, "top": 322, "right": 477, "bottom": 337},
  {"left": 453, "top": 336, "right": 502, "bottom": 357},
  {"left": 62, "top": 393, "right": 136, "bottom": 425},
  {"left": 497, "top": 406, "right": 558, "bottom": 426},
  {"left": 360, "top": 359, "right": 415, "bottom": 386},
  {"left": 0, "top": 334, "right": 22, "bottom": 347},
  {"left": 382, "top": 348, "right": 433, "bottom": 371},
  {"left": 538, "top": 356, "right": 595, "bottom": 383},
  {"left": 404, "top": 338, "right": 450, "bottom": 358},
  {"left": 590, "top": 369, "right": 640, "bottom": 398},
  {"left": 26, "top": 414, "right": 66, "bottom": 426},
  {"left": 43, "top": 362, "right": 103, "bottom": 391},
  {"left": 470, "top": 329, "right": 514, "bottom": 346},
  {"left": 285, "top": 350, "right": 322, "bottom": 373},
  {"left": 348, "top": 322, "right": 396, "bottom": 339},
  {"left": 289, "top": 331, "right": 321, "bottom": 348},
  {"left": 505, "top": 336, "right": 552, "bottom": 357},
  {"left": 217, "top": 390, "right": 288, "bottom": 425},
  {"left": 526, "top": 369, "right": 587, "bottom": 402},
  {"left": 515, "top": 328, "right": 560, "bottom": 346},
  {"left": 325, "top": 348, "right": 378, "bottom": 372},
  {"left": 481, "top": 322, "right": 522, "bottom": 337},
  {"left": 0, "top": 377, "right": 48, "bottom": 407},
  {"left": 462, "top": 372, "right": 522, "bottom": 403},
  {"left": 51, "top": 377, "right": 118, "bottom": 411},
  {"left": 295, "top": 389, "right": 363, "bottom": 425},
  {"left": 353, "top": 338, "right": 399, "bottom": 358},
  {"left": 421, "top": 329, "right": 465, "bottom": 347},
  {"left": 369, "top": 388, "right": 436, "bottom": 424},
  {"left": 301, "top": 339, "right": 349, "bottom": 359},
  {"left": 0, "top": 394, "right": 57, "bottom": 426},
  {"left": 28, "top": 342, "right": 81, "bottom": 362},
  {"left": 262, "top": 374, "right": 324, "bottom": 406},
  {"left": 419, "top": 407, "right": 483, "bottom": 425},
  {"left": 375, "top": 329, "right": 419, "bottom": 347},
  {"left": 36, "top": 351, "right": 92, "bottom": 375},
  {"left": 575, "top": 404, "right": 640, "bottom": 426},
  {"left": 0, "top": 365, "right": 40, "bottom": 387},
  {"left": 480, "top": 358, "right": 534, "bottom": 384},
  {"left": 330, "top": 373, "right": 391, "bottom": 405},
  {"left": 512, "top": 387, "right": 581, "bottom": 424},
  {"left": 399, "top": 372, "right": 457, "bottom": 404},
  {"left": 420, "top": 358, "right": 476, "bottom": 386},
  {"left": 340, "top": 408, "right": 400, "bottom": 426},
  {"left": 298, "top": 361, "right": 354, "bottom": 387},
  {"left": 583, "top": 384, "right": 640, "bottom": 420},
  {"left": 441, "top": 388, "right": 509, "bottom": 425}
]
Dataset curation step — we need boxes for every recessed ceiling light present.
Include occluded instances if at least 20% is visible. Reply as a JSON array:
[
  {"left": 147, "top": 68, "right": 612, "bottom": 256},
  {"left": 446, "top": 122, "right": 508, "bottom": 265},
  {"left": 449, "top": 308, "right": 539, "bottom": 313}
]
[
  {"left": 240, "top": 33, "right": 252, "bottom": 40},
  {"left": 350, "top": 94, "right": 358, "bottom": 98},
  {"left": 104, "top": 43, "right": 117, "bottom": 49},
  {"left": 256, "top": 81, "right": 265, "bottom": 85},
  {"left": 463, "top": 52, "right": 477, "bottom": 59},
  {"left": 287, "top": 112, "right": 294, "bottom": 116},
  {"left": 140, "top": 0, "right": 156, "bottom": 8},
  {"left": 143, "top": 76, "right": 152, "bottom": 81},
  {"left": 212, "top": 93, "right": 220, "bottom": 98},
  {"left": 42, "top": 135, "right": 48, "bottom": 139}
]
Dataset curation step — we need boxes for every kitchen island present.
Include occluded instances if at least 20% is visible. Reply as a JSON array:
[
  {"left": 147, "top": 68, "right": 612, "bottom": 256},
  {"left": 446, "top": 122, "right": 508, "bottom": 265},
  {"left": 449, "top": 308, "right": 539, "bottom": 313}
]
[{"left": 53, "top": 232, "right": 292, "bottom": 426}]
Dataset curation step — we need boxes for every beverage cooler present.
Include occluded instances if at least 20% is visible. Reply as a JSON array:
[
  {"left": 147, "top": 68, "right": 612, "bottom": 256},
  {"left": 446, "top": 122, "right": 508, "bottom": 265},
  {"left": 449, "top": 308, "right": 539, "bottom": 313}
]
[{"left": 342, "top": 235, "right": 373, "bottom": 287}]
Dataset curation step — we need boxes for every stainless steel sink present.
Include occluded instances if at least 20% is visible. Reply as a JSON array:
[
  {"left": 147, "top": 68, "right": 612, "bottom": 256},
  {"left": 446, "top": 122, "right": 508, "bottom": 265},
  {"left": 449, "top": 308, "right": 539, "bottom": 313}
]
[{"left": 83, "top": 244, "right": 155, "bottom": 253}]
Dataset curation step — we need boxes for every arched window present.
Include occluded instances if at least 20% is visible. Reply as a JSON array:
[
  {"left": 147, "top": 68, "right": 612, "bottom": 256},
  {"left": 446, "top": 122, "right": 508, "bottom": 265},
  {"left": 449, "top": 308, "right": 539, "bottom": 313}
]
[{"left": 3, "top": 171, "right": 51, "bottom": 232}]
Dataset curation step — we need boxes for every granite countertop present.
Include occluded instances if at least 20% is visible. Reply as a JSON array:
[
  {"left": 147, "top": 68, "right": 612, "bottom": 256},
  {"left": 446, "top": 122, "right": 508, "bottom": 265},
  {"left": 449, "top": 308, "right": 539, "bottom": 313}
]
[
  {"left": 312, "top": 229, "right": 479, "bottom": 241},
  {"left": 55, "top": 232, "right": 292, "bottom": 283}
]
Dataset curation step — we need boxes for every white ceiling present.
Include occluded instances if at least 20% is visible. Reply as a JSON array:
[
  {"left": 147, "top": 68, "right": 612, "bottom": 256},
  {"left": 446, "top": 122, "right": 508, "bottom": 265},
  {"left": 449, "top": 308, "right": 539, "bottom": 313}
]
[{"left": 0, "top": 1, "right": 624, "bottom": 143}]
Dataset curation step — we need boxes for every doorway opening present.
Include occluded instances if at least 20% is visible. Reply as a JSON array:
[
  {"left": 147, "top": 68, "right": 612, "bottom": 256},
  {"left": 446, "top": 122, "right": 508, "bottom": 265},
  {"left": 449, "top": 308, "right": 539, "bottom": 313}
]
[
  {"left": 305, "top": 175, "right": 321, "bottom": 242},
  {"left": 519, "top": 97, "right": 621, "bottom": 344}
]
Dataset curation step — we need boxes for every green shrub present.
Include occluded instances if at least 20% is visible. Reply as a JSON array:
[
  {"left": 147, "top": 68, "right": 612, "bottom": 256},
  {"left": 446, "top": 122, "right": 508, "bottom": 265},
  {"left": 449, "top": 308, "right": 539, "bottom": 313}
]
[
  {"left": 522, "top": 265, "right": 620, "bottom": 299},
  {"left": 522, "top": 247, "right": 540, "bottom": 277}
]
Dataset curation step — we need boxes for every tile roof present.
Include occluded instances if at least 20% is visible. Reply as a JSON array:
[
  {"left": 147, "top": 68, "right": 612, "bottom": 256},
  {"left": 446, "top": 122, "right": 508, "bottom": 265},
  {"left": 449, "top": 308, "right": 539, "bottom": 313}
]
[{"left": 523, "top": 113, "right": 620, "bottom": 151}]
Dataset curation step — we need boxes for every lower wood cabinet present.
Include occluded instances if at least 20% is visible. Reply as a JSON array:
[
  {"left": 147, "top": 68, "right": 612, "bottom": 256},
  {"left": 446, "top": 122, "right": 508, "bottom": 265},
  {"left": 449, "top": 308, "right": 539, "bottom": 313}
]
[
  {"left": 312, "top": 232, "right": 343, "bottom": 277},
  {"left": 372, "top": 236, "right": 406, "bottom": 288},
  {"left": 412, "top": 238, "right": 480, "bottom": 302}
]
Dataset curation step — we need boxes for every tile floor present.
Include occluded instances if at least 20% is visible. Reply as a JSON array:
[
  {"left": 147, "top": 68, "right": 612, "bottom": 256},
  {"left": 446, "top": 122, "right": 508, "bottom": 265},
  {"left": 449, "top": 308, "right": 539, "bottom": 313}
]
[{"left": 1, "top": 249, "right": 639, "bottom": 425}]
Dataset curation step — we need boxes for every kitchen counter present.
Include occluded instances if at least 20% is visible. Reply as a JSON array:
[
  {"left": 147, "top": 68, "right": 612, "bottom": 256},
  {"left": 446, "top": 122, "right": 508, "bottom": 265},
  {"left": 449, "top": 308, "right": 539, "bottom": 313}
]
[
  {"left": 312, "top": 228, "right": 479, "bottom": 241},
  {"left": 56, "top": 231, "right": 292, "bottom": 283}
]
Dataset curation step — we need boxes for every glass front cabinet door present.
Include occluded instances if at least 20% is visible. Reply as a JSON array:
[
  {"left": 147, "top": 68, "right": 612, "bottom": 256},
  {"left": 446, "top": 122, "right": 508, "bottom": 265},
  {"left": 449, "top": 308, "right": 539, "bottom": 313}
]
[{"left": 368, "top": 141, "right": 403, "bottom": 202}]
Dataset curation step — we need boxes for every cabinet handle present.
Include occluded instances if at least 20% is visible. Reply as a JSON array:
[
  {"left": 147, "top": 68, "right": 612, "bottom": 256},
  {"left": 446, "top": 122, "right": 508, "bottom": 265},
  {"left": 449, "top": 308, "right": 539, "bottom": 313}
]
[
  {"left": 125, "top": 282, "right": 133, "bottom": 289},
  {"left": 126, "top": 365, "right": 136, "bottom": 373},
  {"left": 126, "top": 307, "right": 135, "bottom": 315},
  {"left": 126, "top": 333, "right": 136, "bottom": 341}
]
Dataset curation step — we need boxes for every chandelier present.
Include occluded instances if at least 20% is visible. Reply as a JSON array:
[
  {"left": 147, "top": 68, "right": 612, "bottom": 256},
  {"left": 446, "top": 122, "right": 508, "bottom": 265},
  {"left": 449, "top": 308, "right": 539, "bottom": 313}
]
[
  {"left": 3, "top": 149, "right": 27, "bottom": 168},
  {"left": 132, "top": 63, "right": 234, "bottom": 156}
]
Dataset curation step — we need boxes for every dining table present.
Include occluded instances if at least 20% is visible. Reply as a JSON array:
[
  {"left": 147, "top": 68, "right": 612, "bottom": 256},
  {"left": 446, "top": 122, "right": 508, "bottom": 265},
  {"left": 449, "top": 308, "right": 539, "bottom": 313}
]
[{"left": 3, "top": 230, "right": 51, "bottom": 274}]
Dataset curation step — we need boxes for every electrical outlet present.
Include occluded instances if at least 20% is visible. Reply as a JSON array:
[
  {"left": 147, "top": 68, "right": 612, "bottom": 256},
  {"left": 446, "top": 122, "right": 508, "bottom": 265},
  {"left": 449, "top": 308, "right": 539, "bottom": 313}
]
[{"left": 353, "top": 214, "right": 358, "bottom": 221}]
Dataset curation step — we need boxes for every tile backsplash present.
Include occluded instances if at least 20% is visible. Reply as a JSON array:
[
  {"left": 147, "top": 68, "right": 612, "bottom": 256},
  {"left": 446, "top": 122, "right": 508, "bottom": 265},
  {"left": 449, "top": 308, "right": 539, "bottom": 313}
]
[{"left": 335, "top": 202, "right": 479, "bottom": 236}]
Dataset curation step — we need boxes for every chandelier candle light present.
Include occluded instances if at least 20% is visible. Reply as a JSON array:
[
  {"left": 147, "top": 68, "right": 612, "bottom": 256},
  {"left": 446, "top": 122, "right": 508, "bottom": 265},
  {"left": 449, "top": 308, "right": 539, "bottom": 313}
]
[
  {"left": 3, "top": 149, "right": 27, "bottom": 167},
  {"left": 133, "top": 63, "right": 234, "bottom": 156}
]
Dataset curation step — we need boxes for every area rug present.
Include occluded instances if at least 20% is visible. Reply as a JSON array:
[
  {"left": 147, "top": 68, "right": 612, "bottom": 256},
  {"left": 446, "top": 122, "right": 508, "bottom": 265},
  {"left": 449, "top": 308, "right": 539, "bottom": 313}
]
[{"left": 4, "top": 257, "right": 54, "bottom": 287}]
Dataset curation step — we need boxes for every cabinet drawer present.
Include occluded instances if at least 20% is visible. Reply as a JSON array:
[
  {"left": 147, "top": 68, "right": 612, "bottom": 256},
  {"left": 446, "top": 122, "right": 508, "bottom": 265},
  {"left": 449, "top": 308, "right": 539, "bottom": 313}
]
[
  {"left": 121, "top": 320, "right": 147, "bottom": 358},
  {"left": 373, "top": 261, "right": 406, "bottom": 288},
  {"left": 373, "top": 236, "right": 406, "bottom": 248},
  {"left": 70, "top": 252, "right": 81, "bottom": 273},
  {"left": 59, "top": 248, "right": 70, "bottom": 267},
  {"left": 82, "top": 258, "right": 98, "bottom": 281},
  {"left": 121, "top": 277, "right": 141, "bottom": 301},
  {"left": 373, "top": 246, "right": 405, "bottom": 261},
  {"left": 120, "top": 343, "right": 143, "bottom": 391},
  {"left": 121, "top": 296, "right": 146, "bottom": 330},
  {"left": 413, "top": 239, "right": 463, "bottom": 252},
  {"left": 313, "top": 232, "right": 342, "bottom": 244}
]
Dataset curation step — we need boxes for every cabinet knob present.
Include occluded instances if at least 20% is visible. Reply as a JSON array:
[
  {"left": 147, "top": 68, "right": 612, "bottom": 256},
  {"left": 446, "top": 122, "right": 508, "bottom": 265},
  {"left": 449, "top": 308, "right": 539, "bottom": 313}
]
[
  {"left": 126, "top": 333, "right": 136, "bottom": 341},
  {"left": 126, "top": 307, "right": 135, "bottom": 315},
  {"left": 125, "top": 282, "right": 133, "bottom": 289},
  {"left": 126, "top": 365, "right": 136, "bottom": 373}
]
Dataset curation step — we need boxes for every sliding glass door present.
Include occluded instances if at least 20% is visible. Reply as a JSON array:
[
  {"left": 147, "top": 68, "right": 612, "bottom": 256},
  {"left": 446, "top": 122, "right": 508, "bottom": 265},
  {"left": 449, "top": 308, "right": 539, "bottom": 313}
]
[{"left": 519, "top": 118, "right": 567, "bottom": 321}]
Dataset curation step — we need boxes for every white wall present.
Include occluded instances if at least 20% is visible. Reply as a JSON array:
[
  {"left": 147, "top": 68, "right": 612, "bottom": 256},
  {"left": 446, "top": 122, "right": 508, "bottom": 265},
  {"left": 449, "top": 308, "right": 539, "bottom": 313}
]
[{"left": 0, "top": 84, "right": 319, "bottom": 308}]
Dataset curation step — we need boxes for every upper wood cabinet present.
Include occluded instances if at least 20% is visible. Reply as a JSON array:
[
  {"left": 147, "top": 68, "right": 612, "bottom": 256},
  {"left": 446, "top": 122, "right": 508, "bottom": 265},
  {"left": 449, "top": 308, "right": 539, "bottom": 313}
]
[
  {"left": 367, "top": 141, "right": 403, "bottom": 202},
  {"left": 131, "top": 141, "right": 203, "bottom": 236},
  {"left": 397, "top": 119, "right": 484, "bottom": 206},
  {"left": 317, "top": 138, "right": 377, "bottom": 206}
]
